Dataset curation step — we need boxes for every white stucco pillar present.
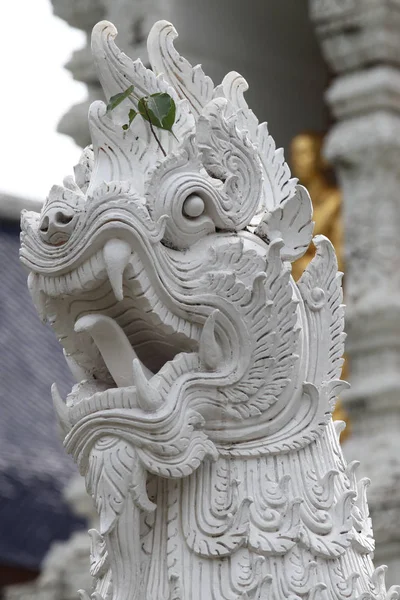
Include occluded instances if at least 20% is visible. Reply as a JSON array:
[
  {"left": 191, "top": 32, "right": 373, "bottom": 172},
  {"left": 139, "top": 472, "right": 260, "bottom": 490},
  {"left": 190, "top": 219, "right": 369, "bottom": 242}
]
[{"left": 310, "top": 0, "right": 400, "bottom": 584}]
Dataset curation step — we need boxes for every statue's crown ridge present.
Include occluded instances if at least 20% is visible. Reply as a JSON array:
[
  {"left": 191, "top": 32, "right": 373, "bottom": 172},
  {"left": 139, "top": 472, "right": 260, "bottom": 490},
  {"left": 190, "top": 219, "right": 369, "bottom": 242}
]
[{"left": 81, "top": 17, "right": 303, "bottom": 242}]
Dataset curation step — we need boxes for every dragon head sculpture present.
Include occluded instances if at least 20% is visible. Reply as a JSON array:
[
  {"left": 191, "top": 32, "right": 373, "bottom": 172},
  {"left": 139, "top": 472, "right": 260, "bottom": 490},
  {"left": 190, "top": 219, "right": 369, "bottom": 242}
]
[
  {"left": 20, "top": 20, "right": 395, "bottom": 600},
  {"left": 20, "top": 20, "right": 321, "bottom": 449}
]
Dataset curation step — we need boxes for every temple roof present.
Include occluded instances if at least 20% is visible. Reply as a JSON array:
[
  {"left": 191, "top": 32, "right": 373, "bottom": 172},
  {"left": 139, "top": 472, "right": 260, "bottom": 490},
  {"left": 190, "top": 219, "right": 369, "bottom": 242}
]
[{"left": 0, "top": 218, "right": 85, "bottom": 570}]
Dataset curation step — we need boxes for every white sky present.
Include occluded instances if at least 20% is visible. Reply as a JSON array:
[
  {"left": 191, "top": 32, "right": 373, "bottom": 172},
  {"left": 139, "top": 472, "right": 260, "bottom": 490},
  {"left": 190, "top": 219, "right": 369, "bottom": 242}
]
[{"left": 0, "top": 1, "right": 86, "bottom": 204}]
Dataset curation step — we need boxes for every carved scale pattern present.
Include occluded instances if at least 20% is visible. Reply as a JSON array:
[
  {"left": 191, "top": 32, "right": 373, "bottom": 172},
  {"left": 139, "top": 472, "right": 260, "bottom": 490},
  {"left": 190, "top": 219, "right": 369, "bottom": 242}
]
[{"left": 20, "top": 17, "right": 399, "bottom": 600}]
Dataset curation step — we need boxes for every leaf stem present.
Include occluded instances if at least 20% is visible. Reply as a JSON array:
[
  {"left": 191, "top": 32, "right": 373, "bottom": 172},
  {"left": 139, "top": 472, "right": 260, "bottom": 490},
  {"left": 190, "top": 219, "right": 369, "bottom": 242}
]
[
  {"left": 143, "top": 102, "right": 167, "bottom": 157},
  {"left": 170, "top": 128, "right": 179, "bottom": 142}
]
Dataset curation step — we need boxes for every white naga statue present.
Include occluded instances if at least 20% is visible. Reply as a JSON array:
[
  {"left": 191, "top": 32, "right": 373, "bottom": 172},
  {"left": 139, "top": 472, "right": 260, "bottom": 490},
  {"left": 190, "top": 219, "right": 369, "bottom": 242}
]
[{"left": 20, "top": 20, "right": 399, "bottom": 600}]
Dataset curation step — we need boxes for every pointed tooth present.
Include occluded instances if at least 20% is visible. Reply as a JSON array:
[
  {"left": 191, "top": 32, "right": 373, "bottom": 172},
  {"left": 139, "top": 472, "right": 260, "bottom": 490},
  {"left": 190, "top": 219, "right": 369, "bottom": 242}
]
[
  {"left": 63, "top": 349, "right": 89, "bottom": 383},
  {"left": 103, "top": 238, "right": 132, "bottom": 301},
  {"left": 51, "top": 383, "right": 71, "bottom": 434},
  {"left": 132, "top": 359, "right": 163, "bottom": 411},
  {"left": 88, "top": 528, "right": 104, "bottom": 549},
  {"left": 333, "top": 420, "right": 346, "bottom": 441},
  {"left": 88, "top": 528, "right": 108, "bottom": 576},
  {"left": 36, "top": 290, "right": 47, "bottom": 323},
  {"left": 199, "top": 310, "right": 223, "bottom": 370},
  {"left": 28, "top": 272, "right": 47, "bottom": 322}
]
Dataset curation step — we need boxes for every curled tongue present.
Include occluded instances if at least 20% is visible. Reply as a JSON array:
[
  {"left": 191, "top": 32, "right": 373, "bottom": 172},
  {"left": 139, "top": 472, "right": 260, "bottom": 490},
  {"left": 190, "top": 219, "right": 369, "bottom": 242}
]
[{"left": 74, "top": 314, "right": 153, "bottom": 387}]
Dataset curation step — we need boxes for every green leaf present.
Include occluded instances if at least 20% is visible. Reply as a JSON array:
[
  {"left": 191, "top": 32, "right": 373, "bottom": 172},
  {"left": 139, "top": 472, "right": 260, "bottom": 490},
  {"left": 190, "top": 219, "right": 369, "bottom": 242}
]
[
  {"left": 138, "top": 93, "right": 176, "bottom": 132},
  {"left": 122, "top": 108, "right": 138, "bottom": 131},
  {"left": 106, "top": 85, "right": 134, "bottom": 113},
  {"left": 128, "top": 108, "right": 137, "bottom": 123}
]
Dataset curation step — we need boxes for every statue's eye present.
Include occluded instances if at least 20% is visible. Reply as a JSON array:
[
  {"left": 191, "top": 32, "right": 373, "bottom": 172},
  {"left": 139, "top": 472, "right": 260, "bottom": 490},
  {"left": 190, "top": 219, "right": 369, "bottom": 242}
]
[{"left": 182, "top": 194, "right": 205, "bottom": 218}]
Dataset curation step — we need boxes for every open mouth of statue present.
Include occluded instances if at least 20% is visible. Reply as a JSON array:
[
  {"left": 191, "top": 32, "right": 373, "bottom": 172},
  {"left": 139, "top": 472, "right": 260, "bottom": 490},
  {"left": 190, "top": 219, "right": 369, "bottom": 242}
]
[{"left": 32, "top": 239, "right": 202, "bottom": 426}]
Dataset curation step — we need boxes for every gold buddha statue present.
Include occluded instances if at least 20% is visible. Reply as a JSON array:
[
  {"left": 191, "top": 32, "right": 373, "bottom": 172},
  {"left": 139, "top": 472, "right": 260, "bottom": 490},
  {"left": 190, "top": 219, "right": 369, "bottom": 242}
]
[
  {"left": 290, "top": 132, "right": 344, "bottom": 280},
  {"left": 290, "top": 132, "right": 349, "bottom": 440}
]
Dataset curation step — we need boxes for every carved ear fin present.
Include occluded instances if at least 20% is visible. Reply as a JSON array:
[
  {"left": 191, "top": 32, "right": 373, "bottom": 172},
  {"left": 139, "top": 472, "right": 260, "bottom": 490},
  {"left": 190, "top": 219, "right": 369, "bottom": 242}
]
[
  {"left": 297, "top": 236, "right": 346, "bottom": 384},
  {"left": 255, "top": 185, "right": 314, "bottom": 262},
  {"left": 197, "top": 97, "right": 263, "bottom": 230},
  {"left": 214, "top": 71, "right": 297, "bottom": 222},
  {"left": 92, "top": 21, "right": 166, "bottom": 102},
  {"left": 214, "top": 71, "right": 258, "bottom": 140},
  {"left": 147, "top": 20, "right": 214, "bottom": 118},
  {"left": 88, "top": 21, "right": 195, "bottom": 196}
]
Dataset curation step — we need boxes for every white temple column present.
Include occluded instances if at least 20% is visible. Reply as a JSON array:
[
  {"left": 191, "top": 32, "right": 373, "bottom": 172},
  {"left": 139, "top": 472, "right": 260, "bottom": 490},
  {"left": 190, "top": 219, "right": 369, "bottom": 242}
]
[{"left": 311, "top": 0, "right": 400, "bottom": 584}]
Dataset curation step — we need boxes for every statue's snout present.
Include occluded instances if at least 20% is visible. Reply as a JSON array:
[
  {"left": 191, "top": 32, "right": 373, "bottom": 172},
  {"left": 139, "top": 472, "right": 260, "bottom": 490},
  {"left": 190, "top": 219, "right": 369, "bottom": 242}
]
[
  {"left": 38, "top": 183, "right": 82, "bottom": 246},
  {"left": 39, "top": 205, "right": 75, "bottom": 245}
]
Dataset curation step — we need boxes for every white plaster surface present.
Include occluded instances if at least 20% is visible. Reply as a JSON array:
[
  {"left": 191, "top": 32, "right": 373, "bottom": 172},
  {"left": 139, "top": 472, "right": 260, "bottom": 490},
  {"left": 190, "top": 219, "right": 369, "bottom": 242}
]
[{"left": 311, "top": 0, "right": 400, "bottom": 586}]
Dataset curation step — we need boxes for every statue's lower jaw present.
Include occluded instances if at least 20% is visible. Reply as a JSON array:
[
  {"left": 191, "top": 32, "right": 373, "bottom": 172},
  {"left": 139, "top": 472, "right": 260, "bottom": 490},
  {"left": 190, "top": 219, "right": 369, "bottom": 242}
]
[
  {"left": 57, "top": 347, "right": 197, "bottom": 428},
  {"left": 74, "top": 313, "right": 155, "bottom": 387}
]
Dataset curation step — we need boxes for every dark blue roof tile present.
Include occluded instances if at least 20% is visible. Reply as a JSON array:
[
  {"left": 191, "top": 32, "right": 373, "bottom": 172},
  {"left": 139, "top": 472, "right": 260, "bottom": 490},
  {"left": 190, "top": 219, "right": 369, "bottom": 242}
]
[{"left": 0, "top": 220, "right": 85, "bottom": 569}]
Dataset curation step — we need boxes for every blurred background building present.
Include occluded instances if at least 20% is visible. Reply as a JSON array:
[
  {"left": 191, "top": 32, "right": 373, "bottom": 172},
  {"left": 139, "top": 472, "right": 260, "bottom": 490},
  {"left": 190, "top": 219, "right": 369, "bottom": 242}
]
[
  {"left": 2, "top": 0, "right": 400, "bottom": 595},
  {"left": 0, "top": 196, "right": 86, "bottom": 596}
]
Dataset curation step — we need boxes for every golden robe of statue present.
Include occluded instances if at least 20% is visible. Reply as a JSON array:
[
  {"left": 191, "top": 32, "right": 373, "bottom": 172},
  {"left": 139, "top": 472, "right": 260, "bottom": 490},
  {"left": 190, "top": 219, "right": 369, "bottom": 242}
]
[
  {"left": 290, "top": 132, "right": 349, "bottom": 439},
  {"left": 290, "top": 132, "right": 344, "bottom": 280}
]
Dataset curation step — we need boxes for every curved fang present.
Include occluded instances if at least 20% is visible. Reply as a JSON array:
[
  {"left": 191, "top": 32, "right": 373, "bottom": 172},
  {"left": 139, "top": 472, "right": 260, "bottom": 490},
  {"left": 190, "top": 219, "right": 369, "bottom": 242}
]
[
  {"left": 63, "top": 349, "right": 90, "bottom": 383},
  {"left": 132, "top": 359, "right": 163, "bottom": 411},
  {"left": 199, "top": 309, "right": 223, "bottom": 371},
  {"left": 51, "top": 383, "right": 71, "bottom": 434},
  {"left": 28, "top": 273, "right": 47, "bottom": 323},
  {"left": 74, "top": 314, "right": 153, "bottom": 388},
  {"left": 103, "top": 238, "right": 132, "bottom": 301}
]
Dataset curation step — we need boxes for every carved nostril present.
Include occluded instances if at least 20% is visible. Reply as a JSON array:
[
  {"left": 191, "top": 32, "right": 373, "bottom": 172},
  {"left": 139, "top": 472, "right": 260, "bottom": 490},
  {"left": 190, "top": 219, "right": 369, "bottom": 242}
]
[
  {"left": 39, "top": 216, "right": 49, "bottom": 233},
  {"left": 39, "top": 208, "right": 76, "bottom": 245},
  {"left": 55, "top": 211, "right": 73, "bottom": 226},
  {"left": 37, "top": 183, "right": 82, "bottom": 245}
]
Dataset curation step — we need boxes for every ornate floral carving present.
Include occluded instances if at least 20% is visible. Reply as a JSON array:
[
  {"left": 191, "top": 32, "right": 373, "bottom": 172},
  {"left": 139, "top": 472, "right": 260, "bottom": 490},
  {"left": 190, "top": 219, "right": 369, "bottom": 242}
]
[{"left": 20, "top": 19, "right": 399, "bottom": 600}]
